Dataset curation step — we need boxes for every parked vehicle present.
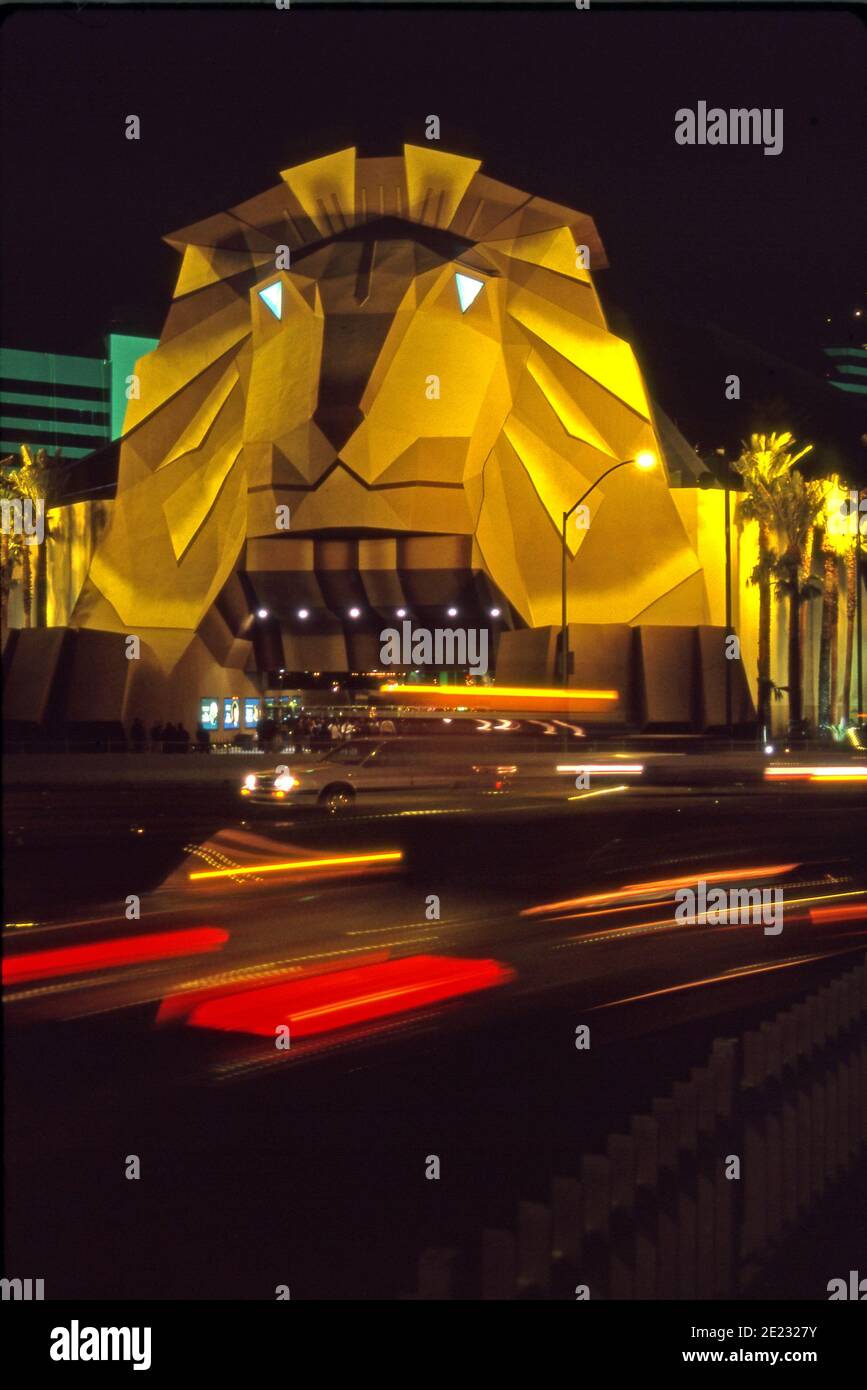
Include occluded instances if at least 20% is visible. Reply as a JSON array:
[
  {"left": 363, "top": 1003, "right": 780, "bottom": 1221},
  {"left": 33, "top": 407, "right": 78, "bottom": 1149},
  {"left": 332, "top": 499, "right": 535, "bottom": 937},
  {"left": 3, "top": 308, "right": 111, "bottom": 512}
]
[{"left": 239, "top": 738, "right": 517, "bottom": 811}]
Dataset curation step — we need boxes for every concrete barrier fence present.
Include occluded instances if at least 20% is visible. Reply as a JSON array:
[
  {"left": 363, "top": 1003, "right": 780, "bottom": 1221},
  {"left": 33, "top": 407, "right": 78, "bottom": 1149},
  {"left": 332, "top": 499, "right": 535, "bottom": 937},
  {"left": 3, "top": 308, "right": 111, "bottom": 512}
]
[{"left": 411, "top": 959, "right": 867, "bottom": 1299}]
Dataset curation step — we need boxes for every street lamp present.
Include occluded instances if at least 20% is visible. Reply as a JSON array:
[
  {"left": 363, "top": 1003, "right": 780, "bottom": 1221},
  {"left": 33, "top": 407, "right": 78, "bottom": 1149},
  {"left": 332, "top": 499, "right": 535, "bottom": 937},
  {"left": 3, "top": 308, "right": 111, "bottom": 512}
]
[
  {"left": 560, "top": 452, "right": 656, "bottom": 689},
  {"left": 698, "top": 456, "right": 739, "bottom": 741}
]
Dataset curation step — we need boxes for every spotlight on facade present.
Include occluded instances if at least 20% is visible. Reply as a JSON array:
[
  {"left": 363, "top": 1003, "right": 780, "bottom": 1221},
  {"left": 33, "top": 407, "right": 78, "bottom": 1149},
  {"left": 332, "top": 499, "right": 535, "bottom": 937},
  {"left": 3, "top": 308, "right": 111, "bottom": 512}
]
[
  {"left": 447, "top": 607, "right": 458, "bottom": 617},
  {"left": 348, "top": 607, "right": 361, "bottom": 619},
  {"left": 396, "top": 608, "right": 407, "bottom": 618},
  {"left": 635, "top": 451, "right": 657, "bottom": 471},
  {"left": 490, "top": 607, "right": 501, "bottom": 618},
  {"left": 297, "top": 609, "right": 309, "bottom": 619},
  {"left": 256, "top": 608, "right": 269, "bottom": 619}
]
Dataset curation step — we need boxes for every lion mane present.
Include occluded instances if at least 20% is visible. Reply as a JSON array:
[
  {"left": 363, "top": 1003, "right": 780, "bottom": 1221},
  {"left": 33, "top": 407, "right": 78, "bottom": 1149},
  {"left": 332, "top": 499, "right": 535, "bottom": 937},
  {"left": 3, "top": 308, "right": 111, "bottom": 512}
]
[{"left": 73, "top": 146, "right": 706, "bottom": 689}]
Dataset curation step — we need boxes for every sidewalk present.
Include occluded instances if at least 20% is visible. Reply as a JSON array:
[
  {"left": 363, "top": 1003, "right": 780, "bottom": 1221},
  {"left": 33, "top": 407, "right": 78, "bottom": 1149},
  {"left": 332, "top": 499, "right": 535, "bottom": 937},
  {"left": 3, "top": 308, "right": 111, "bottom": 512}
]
[{"left": 3, "top": 751, "right": 266, "bottom": 785}]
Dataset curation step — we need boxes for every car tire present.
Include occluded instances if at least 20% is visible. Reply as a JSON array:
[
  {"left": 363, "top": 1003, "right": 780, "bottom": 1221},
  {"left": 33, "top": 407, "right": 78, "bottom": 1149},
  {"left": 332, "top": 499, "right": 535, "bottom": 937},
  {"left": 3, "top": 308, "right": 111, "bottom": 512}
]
[{"left": 318, "top": 783, "right": 355, "bottom": 811}]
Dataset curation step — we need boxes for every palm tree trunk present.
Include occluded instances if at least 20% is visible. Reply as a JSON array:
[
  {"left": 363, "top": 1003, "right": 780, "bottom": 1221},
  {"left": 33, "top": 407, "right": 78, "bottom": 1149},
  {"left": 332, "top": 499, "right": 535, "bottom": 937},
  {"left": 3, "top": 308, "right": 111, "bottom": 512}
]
[
  {"left": 816, "top": 550, "right": 833, "bottom": 728},
  {"left": 799, "top": 527, "right": 815, "bottom": 720},
  {"left": 757, "top": 523, "right": 772, "bottom": 731},
  {"left": 0, "top": 530, "right": 9, "bottom": 640},
  {"left": 817, "top": 546, "right": 838, "bottom": 729},
  {"left": 841, "top": 544, "right": 857, "bottom": 723},
  {"left": 829, "top": 573, "right": 839, "bottom": 726},
  {"left": 21, "top": 546, "right": 32, "bottom": 628},
  {"left": 33, "top": 530, "right": 47, "bottom": 627},
  {"left": 787, "top": 564, "right": 803, "bottom": 732}
]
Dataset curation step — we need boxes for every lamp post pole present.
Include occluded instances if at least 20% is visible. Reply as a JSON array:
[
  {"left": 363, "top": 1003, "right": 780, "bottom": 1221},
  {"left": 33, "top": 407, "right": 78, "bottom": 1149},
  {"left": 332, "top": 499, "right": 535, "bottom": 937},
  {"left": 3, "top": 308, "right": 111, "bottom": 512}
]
[
  {"left": 699, "top": 457, "right": 737, "bottom": 741},
  {"left": 725, "top": 482, "right": 733, "bottom": 741},
  {"left": 560, "top": 457, "right": 652, "bottom": 691},
  {"left": 858, "top": 522, "right": 863, "bottom": 723},
  {"left": 561, "top": 507, "right": 570, "bottom": 690}
]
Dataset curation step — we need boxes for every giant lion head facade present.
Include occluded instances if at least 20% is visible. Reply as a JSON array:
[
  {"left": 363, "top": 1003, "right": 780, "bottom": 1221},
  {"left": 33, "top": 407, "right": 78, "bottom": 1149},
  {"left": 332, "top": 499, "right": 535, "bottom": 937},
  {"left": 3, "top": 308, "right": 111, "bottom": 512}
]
[{"left": 71, "top": 146, "right": 713, "bottom": 692}]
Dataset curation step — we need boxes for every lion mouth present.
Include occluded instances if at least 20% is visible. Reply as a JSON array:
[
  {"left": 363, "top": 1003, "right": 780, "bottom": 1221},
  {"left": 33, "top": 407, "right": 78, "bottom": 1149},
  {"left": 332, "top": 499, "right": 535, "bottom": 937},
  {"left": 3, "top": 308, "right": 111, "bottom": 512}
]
[{"left": 320, "top": 459, "right": 466, "bottom": 493}]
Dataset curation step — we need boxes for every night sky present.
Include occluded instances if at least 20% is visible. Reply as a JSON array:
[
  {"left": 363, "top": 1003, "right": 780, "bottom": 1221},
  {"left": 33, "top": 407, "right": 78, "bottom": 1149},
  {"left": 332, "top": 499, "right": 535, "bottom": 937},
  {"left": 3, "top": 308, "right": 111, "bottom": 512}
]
[{"left": 2, "top": 3, "right": 866, "bottom": 474}]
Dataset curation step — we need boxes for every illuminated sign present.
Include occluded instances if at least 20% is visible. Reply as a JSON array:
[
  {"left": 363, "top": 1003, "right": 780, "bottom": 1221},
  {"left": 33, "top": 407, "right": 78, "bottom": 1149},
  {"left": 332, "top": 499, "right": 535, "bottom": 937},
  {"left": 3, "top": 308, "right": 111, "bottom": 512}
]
[
  {"left": 200, "top": 698, "right": 219, "bottom": 731},
  {"left": 244, "top": 699, "right": 260, "bottom": 728},
  {"left": 223, "top": 697, "right": 240, "bottom": 730}
]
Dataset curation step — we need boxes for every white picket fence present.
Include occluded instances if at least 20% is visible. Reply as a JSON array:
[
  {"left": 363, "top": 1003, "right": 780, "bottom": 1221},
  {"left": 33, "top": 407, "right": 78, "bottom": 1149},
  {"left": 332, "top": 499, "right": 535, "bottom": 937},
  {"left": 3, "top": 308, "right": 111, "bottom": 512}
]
[{"left": 412, "top": 958, "right": 867, "bottom": 1299}]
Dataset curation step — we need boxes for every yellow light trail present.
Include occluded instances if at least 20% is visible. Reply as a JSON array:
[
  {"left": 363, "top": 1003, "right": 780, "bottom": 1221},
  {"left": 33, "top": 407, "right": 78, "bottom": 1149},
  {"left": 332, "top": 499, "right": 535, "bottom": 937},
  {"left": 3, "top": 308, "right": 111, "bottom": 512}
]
[
  {"left": 547, "top": 896, "right": 676, "bottom": 923},
  {"left": 188, "top": 850, "right": 403, "bottom": 882},
  {"left": 548, "top": 886, "right": 864, "bottom": 938},
  {"left": 765, "top": 766, "right": 867, "bottom": 781},
  {"left": 559, "top": 764, "right": 643, "bottom": 775},
  {"left": 571, "top": 885, "right": 864, "bottom": 928},
  {"left": 810, "top": 772, "right": 867, "bottom": 782},
  {"left": 567, "top": 784, "right": 629, "bottom": 802},
  {"left": 378, "top": 683, "right": 617, "bottom": 703},
  {"left": 520, "top": 862, "right": 799, "bottom": 916}
]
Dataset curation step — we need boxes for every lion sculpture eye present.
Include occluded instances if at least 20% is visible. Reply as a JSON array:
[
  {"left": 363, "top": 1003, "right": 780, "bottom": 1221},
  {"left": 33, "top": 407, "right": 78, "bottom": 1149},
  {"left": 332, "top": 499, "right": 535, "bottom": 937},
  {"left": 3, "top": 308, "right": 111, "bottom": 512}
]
[
  {"left": 258, "top": 282, "right": 283, "bottom": 319},
  {"left": 455, "top": 272, "right": 483, "bottom": 312}
]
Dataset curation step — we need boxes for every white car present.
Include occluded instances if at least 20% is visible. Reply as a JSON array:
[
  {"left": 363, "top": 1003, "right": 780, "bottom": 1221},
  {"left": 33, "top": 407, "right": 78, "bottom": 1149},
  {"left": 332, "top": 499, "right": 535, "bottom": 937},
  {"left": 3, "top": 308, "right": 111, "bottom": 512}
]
[{"left": 240, "top": 738, "right": 515, "bottom": 811}]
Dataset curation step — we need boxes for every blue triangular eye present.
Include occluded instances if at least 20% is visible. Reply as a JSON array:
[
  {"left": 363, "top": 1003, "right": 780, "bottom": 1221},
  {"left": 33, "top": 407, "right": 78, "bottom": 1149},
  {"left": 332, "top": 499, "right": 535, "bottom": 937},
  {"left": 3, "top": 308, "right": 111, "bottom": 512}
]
[
  {"left": 258, "top": 282, "right": 283, "bottom": 319},
  {"left": 455, "top": 273, "right": 483, "bottom": 312}
]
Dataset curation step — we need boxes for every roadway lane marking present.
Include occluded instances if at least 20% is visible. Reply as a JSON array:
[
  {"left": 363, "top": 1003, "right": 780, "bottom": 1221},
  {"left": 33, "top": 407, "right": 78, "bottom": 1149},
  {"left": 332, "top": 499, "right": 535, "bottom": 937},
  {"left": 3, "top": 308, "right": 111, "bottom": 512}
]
[
  {"left": 345, "top": 921, "right": 444, "bottom": 935},
  {"left": 587, "top": 951, "right": 848, "bottom": 1011},
  {"left": 553, "top": 919, "right": 678, "bottom": 947},
  {"left": 281, "top": 936, "right": 440, "bottom": 959},
  {"left": 4, "top": 958, "right": 201, "bottom": 1003},
  {"left": 211, "top": 1010, "right": 441, "bottom": 1081}
]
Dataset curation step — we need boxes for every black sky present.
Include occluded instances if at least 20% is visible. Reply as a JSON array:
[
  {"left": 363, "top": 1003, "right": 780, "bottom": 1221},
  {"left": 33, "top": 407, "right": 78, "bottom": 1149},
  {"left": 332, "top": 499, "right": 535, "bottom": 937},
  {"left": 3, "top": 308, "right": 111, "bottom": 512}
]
[{"left": 2, "top": 3, "right": 866, "bottom": 470}]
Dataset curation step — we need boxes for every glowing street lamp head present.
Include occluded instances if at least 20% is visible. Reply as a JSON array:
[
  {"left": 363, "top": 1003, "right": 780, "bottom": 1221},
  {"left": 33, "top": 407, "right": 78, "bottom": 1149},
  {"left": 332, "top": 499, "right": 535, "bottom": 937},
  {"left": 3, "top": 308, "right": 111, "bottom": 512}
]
[{"left": 634, "top": 451, "right": 657, "bottom": 472}]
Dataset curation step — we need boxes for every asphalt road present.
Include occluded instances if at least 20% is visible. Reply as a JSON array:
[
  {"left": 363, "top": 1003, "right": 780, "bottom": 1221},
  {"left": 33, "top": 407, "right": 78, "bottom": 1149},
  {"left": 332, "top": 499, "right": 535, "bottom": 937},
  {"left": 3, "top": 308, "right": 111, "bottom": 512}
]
[{"left": 4, "top": 775, "right": 867, "bottom": 1298}]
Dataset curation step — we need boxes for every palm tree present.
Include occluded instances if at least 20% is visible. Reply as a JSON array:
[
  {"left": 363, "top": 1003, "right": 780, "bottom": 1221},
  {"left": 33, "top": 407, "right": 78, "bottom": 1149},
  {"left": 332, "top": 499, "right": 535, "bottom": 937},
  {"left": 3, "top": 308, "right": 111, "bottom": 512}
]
[
  {"left": 817, "top": 530, "right": 840, "bottom": 730},
  {"left": 0, "top": 458, "right": 26, "bottom": 635},
  {"left": 841, "top": 539, "right": 859, "bottom": 725},
  {"left": 28, "top": 447, "right": 57, "bottom": 627},
  {"left": 0, "top": 444, "right": 56, "bottom": 632},
  {"left": 733, "top": 432, "right": 813, "bottom": 734},
  {"left": 839, "top": 488, "right": 866, "bottom": 728},
  {"left": 798, "top": 517, "right": 817, "bottom": 724},
  {"left": 815, "top": 477, "right": 851, "bottom": 733},
  {"left": 771, "top": 467, "right": 824, "bottom": 735}
]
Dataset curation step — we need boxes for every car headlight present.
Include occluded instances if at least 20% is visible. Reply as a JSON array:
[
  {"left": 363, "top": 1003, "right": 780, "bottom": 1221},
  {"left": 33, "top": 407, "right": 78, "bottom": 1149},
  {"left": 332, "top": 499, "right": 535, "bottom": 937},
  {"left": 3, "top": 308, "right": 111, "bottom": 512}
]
[
  {"left": 273, "top": 773, "right": 297, "bottom": 792},
  {"left": 244, "top": 774, "right": 258, "bottom": 790}
]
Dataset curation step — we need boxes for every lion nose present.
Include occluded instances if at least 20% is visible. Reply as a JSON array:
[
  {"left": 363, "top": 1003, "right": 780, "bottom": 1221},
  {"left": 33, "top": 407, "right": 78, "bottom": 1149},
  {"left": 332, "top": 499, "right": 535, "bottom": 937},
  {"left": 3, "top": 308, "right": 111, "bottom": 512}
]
[
  {"left": 313, "top": 313, "right": 395, "bottom": 454},
  {"left": 314, "top": 405, "right": 364, "bottom": 455}
]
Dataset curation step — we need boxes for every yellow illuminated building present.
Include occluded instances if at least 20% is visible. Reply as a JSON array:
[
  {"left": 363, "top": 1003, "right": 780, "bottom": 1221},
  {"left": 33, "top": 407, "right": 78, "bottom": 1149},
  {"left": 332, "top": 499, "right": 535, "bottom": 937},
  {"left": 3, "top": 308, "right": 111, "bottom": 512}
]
[{"left": 4, "top": 148, "right": 759, "bottom": 731}]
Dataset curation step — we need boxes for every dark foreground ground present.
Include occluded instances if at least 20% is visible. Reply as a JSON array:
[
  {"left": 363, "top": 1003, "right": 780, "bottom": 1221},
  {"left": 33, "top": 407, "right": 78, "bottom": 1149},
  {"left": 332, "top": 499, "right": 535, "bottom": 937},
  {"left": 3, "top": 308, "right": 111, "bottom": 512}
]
[{"left": 4, "top": 763, "right": 867, "bottom": 1299}]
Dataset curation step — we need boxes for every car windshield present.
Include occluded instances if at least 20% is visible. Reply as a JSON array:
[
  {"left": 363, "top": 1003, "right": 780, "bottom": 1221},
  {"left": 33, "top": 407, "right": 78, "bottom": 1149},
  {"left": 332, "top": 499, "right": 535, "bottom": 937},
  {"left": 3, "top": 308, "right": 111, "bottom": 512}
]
[{"left": 319, "top": 742, "right": 376, "bottom": 766}]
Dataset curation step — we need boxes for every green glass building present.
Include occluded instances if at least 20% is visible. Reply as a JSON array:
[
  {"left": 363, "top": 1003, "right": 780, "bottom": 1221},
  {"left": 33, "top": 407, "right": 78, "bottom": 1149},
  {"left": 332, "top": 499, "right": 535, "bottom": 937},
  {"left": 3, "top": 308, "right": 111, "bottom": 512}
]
[
  {"left": 824, "top": 346, "right": 867, "bottom": 397},
  {"left": 0, "top": 333, "right": 158, "bottom": 460}
]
